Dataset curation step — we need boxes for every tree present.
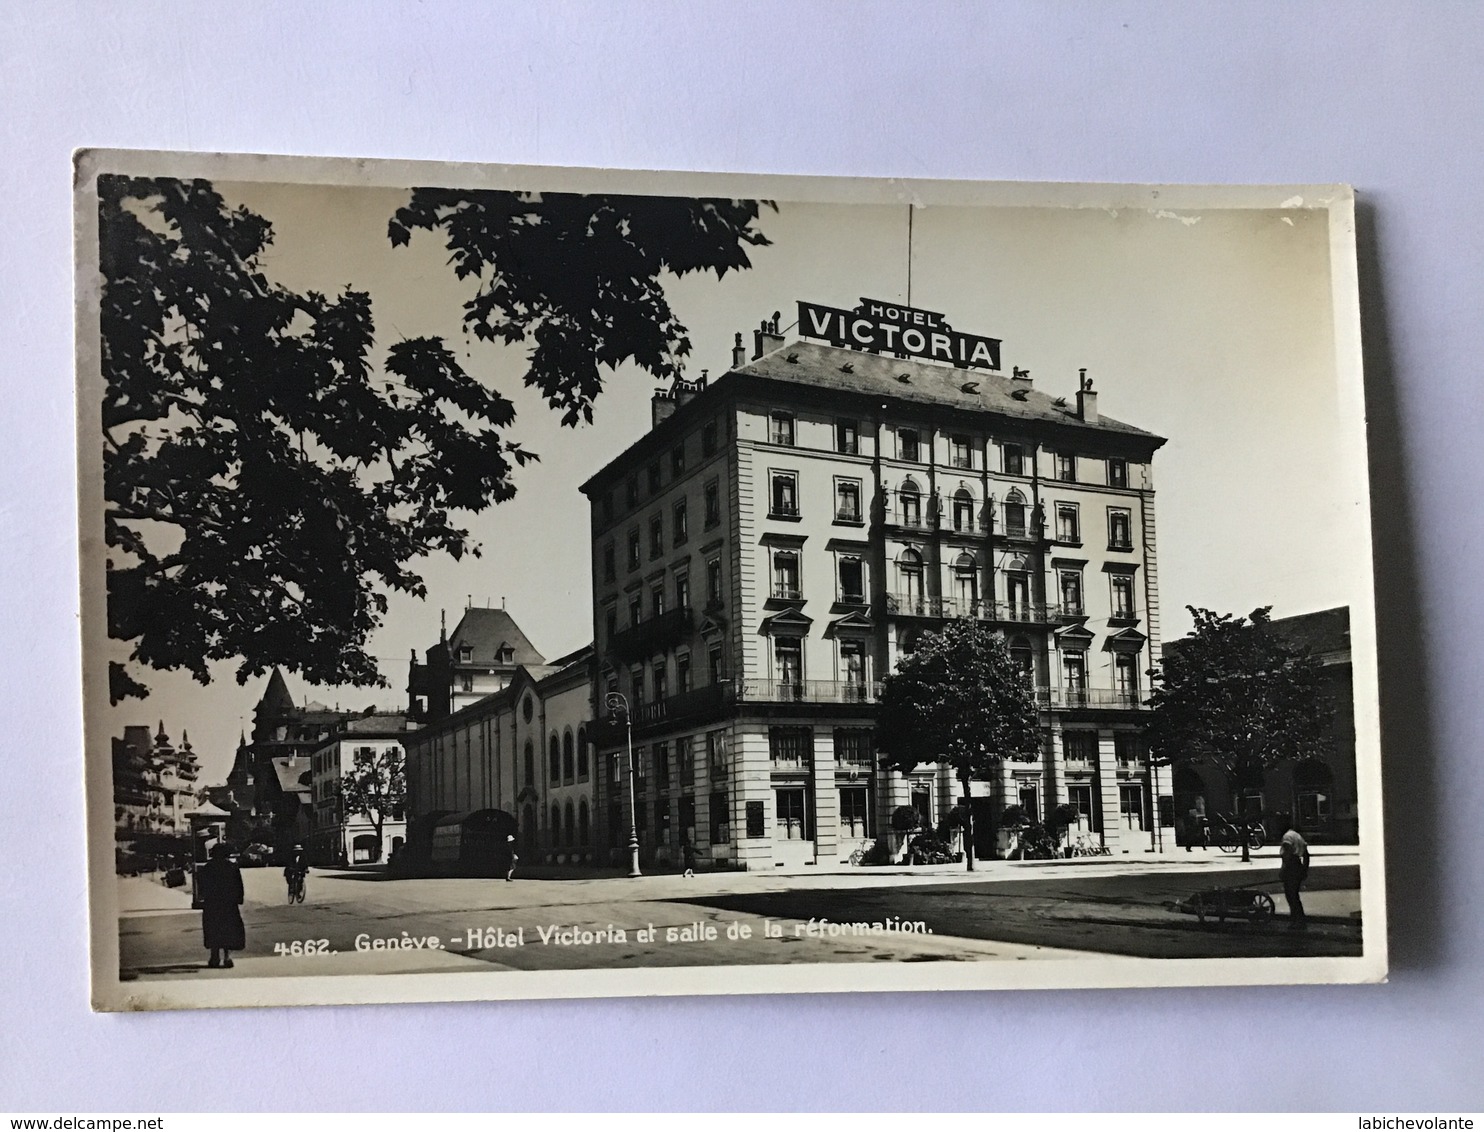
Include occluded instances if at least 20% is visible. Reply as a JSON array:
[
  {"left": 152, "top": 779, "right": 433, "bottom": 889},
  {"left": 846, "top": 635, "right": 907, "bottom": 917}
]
[
  {"left": 338, "top": 745, "right": 408, "bottom": 862},
  {"left": 1146, "top": 606, "right": 1334, "bottom": 861},
  {"left": 388, "top": 188, "right": 774, "bottom": 426},
  {"left": 99, "top": 177, "right": 771, "bottom": 700},
  {"left": 875, "top": 621, "right": 1042, "bottom": 870}
]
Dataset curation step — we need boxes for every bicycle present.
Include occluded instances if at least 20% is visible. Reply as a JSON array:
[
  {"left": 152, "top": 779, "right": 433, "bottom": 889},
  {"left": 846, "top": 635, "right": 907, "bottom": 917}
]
[
  {"left": 1210, "top": 814, "right": 1266, "bottom": 854},
  {"left": 286, "top": 870, "right": 307, "bottom": 904}
]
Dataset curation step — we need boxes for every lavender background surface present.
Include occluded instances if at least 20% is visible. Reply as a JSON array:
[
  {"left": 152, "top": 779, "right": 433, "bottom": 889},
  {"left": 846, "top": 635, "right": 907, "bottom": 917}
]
[{"left": 2, "top": 1, "right": 1480, "bottom": 1111}]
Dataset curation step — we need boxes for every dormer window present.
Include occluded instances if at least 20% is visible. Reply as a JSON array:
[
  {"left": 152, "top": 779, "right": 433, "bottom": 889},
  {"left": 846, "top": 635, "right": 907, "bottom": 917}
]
[
  {"left": 458, "top": 644, "right": 473, "bottom": 663},
  {"left": 498, "top": 646, "right": 515, "bottom": 665}
]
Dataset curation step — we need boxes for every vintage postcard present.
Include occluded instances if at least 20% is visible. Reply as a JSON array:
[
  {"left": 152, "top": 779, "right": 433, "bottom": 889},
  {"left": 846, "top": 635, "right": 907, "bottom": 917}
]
[{"left": 75, "top": 150, "right": 1386, "bottom": 1010}]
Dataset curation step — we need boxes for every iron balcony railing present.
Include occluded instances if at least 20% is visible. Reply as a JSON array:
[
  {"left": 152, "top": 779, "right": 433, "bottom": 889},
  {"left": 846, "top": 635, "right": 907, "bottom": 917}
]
[
  {"left": 884, "top": 594, "right": 1051, "bottom": 623},
  {"left": 607, "top": 605, "right": 694, "bottom": 664},
  {"left": 1033, "top": 687, "right": 1148, "bottom": 710},
  {"left": 625, "top": 682, "right": 730, "bottom": 729},
  {"left": 737, "top": 679, "right": 882, "bottom": 704}
]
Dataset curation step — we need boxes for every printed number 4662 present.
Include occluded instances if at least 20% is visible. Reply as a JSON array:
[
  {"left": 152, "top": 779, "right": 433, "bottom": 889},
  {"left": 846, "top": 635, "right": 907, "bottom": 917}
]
[{"left": 274, "top": 939, "right": 331, "bottom": 956}]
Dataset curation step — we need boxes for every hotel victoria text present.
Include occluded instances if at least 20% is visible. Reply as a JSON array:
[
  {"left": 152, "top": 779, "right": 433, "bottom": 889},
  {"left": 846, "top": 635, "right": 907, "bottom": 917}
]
[{"left": 577, "top": 302, "right": 1170, "bottom": 870}]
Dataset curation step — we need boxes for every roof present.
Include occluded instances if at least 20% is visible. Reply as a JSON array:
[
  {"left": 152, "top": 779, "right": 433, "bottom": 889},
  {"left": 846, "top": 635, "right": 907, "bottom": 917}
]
[
  {"left": 739, "top": 341, "right": 1163, "bottom": 439},
  {"left": 258, "top": 667, "right": 296, "bottom": 716},
  {"left": 271, "top": 756, "right": 312, "bottom": 797},
  {"left": 1268, "top": 606, "right": 1351, "bottom": 664},
  {"left": 447, "top": 608, "right": 545, "bottom": 668},
  {"left": 582, "top": 339, "right": 1165, "bottom": 492},
  {"left": 341, "top": 712, "right": 412, "bottom": 735}
]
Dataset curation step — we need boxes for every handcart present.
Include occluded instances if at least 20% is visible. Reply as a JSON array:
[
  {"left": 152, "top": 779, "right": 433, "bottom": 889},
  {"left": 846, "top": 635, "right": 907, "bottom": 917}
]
[{"left": 1172, "top": 886, "right": 1276, "bottom": 924}]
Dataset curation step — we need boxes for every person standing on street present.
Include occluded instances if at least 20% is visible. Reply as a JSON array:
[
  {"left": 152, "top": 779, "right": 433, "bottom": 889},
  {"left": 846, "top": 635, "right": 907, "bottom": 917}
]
[
  {"left": 1279, "top": 819, "right": 1311, "bottom": 929},
  {"left": 681, "top": 836, "right": 696, "bottom": 879},
  {"left": 199, "top": 843, "right": 246, "bottom": 969},
  {"left": 505, "top": 834, "right": 518, "bottom": 882}
]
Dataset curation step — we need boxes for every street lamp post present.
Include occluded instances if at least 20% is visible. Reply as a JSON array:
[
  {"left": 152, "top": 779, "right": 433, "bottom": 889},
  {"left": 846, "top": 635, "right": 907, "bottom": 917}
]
[{"left": 606, "top": 692, "right": 642, "bottom": 878}]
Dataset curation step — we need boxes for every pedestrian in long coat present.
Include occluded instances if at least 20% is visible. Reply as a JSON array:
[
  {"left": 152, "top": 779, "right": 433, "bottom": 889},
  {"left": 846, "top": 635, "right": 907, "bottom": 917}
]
[{"left": 199, "top": 843, "right": 246, "bottom": 968}]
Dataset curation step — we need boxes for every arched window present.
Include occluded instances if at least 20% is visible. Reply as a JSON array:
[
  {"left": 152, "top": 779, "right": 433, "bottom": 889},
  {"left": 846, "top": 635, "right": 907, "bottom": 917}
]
[
  {"left": 1003, "top": 489, "right": 1027, "bottom": 537},
  {"left": 562, "top": 729, "right": 575, "bottom": 782},
  {"left": 578, "top": 800, "right": 591, "bottom": 845},
  {"left": 897, "top": 548, "right": 924, "bottom": 612},
  {"left": 523, "top": 741, "right": 534, "bottom": 786},
  {"left": 549, "top": 734, "right": 561, "bottom": 780},
  {"left": 900, "top": 478, "right": 922, "bottom": 526},
  {"left": 521, "top": 804, "right": 537, "bottom": 850},
  {"left": 551, "top": 803, "right": 563, "bottom": 846},
  {"left": 577, "top": 726, "right": 590, "bottom": 780},
  {"left": 953, "top": 489, "right": 975, "bottom": 532},
  {"left": 953, "top": 552, "right": 979, "bottom": 613},
  {"left": 565, "top": 801, "right": 576, "bottom": 847}
]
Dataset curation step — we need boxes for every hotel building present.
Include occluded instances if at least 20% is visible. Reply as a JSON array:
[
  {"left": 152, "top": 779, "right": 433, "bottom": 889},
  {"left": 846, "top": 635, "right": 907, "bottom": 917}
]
[{"left": 582, "top": 305, "right": 1169, "bottom": 870}]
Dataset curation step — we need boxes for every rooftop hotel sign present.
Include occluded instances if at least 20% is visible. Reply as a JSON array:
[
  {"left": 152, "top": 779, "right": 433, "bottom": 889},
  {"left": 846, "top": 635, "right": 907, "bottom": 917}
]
[{"left": 798, "top": 298, "right": 1001, "bottom": 371}]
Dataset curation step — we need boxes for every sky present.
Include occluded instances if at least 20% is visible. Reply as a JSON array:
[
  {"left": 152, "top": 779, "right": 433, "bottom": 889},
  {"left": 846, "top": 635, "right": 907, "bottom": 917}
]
[{"left": 96, "top": 170, "right": 1363, "bottom": 787}]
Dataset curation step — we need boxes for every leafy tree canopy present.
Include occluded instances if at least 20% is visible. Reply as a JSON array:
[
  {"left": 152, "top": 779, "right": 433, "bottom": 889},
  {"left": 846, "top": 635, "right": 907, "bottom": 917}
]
[
  {"left": 876, "top": 620, "right": 1042, "bottom": 782},
  {"left": 100, "top": 177, "right": 770, "bottom": 701},
  {"left": 1146, "top": 606, "right": 1334, "bottom": 793},
  {"left": 339, "top": 744, "right": 408, "bottom": 852},
  {"left": 389, "top": 189, "right": 773, "bottom": 426}
]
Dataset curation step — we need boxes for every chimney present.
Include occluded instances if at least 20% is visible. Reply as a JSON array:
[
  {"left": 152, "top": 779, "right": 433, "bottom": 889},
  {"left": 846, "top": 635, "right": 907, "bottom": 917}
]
[
  {"left": 752, "top": 311, "right": 785, "bottom": 360},
  {"left": 652, "top": 387, "right": 677, "bottom": 427},
  {"left": 675, "top": 369, "right": 706, "bottom": 409},
  {"left": 731, "top": 332, "right": 747, "bottom": 369},
  {"left": 1076, "top": 368, "right": 1098, "bottom": 424},
  {"left": 1011, "top": 366, "right": 1033, "bottom": 392}
]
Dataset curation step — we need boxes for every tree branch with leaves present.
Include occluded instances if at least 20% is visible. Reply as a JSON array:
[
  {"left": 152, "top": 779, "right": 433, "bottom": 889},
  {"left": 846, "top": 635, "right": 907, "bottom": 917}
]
[{"left": 338, "top": 745, "right": 408, "bottom": 862}]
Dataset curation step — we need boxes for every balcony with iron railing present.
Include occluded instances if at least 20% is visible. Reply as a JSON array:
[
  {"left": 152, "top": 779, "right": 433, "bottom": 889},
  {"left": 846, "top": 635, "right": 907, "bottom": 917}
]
[
  {"left": 883, "top": 492, "right": 935, "bottom": 532},
  {"left": 884, "top": 594, "right": 1051, "bottom": 624},
  {"left": 607, "top": 605, "right": 694, "bottom": 663},
  {"left": 1033, "top": 687, "right": 1147, "bottom": 710},
  {"left": 737, "top": 679, "right": 882, "bottom": 704}
]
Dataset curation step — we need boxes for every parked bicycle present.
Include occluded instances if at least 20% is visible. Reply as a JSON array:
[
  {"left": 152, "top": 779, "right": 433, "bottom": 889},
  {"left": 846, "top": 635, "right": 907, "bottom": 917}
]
[{"left": 1209, "top": 813, "right": 1266, "bottom": 854}]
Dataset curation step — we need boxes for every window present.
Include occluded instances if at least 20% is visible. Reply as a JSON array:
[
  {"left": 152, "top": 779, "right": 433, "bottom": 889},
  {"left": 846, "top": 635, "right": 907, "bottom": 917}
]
[
  {"left": 770, "top": 472, "right": 799, "bottom": 518},
  {"left": 523, "top": 741, "right": 535, "bottom": 786},
  {"left": 897, "top": 548, "right": 924, "bottom": 612},
  {"left": 704, "top": 479, "right": 721, "bottom": 528},
  {"left": 1058, "top": 570, "right": 1083, "bottom": 616},
  {"left": 772, "top": 550, "right": 800, "bottom": 599},
  {"left": 1119, "top": 784, "right": 1147, "bottom": 831},
  {"left": 1108, "top": 508, "right": 1132, "bottom": 549},
  {"left": 626, "top": 477, "right": 639, "bottom": 509},
  {"left": 707, "top": 642, "right": 723, "bottom": 685},
  {"left": 647, "top": 462, "right": 662, "bottom": 493},
  {"left": 460, "top": 673, "right": 474, "bottom": 693},
  {"left": 898, "top": 428, "right": 920, "bottom": 462},
  {"left": 835, "top": 478, "right": 862, "bottom": 522},
  {"left": 835, "top": 727, "right": 874, "bottom": 768},
  {"left": 910, "top": 780, "right": 932, "bottom": 827},
  {"left": 702, "top": 420, "right": 718, "bottom": 456},
  {"left": 839, "top": 639, "right": 867, "bottom": 695},
  {"left": 707, "top": 730, "right": 728, "bottom": 781},
  {"left": 551, "top": 803, "right": 563, "bottom": 845},
  {"left": 839, "top": 786, "right": 871, "bottom": 839},
  {"left": 838, "top": 555, "right": 865, "bottom": 603},
  {"left": 1063, "top": 651, "right": 1088, "bottom": 702},
  {"left": 836, "top": 419, "right": 859, "bottom": 455},
  {"left": 577, "top": 728, "right": 589, "bottom": 780},
  {"left": 1108, "top": 458, "right": 1128, "bottom": 489},
  {"left": 1063, "top": 732, "right": 1096, "bottom": 765},
  {"left": 710, "top": 790, "right": 730, "bottom": 843},
  {"left": 776, "top": 787, "right": 809, "bottom": 839},
  {"left": 562, "top": 730, "right": 575, "bottom": 782},
  {"left": 952, "top": 489, "right": 975, "bottom": 532},
  {"left": 549, "top": 735, "right": 561, "bottom": 780},
  {"left": 578, "top": 800, "right": 590, "bottom": 844},
  {"left": 1003, "top": 495, "right": 1027, "bottom": 538},
  {"left": 649, "top": 514, "right": 664, "bottom": 559},
  {"left": 629, "top": 665, "right": 645, "bottom": 706},
  {"left": 1115, "top": 654, "right": 1140, "bottom": 702},
  {"left": 522, "top": 695, "right": 534, "bottom": 723},
  {"left": 676, "top": 651, "right": 692, "bottom": 694},
  {"left": 628, "top": 594, "right": 643, "bottom": 627},
  {"left": 650, "top": 585, "right": 665, "bottom": 618},
  {"left": 774, "top": 637, "right": 804, "bottom": 693},
  {"left": 654, "top": 741, "right": 671, "bottom": 790},
  {"left": 1009, "top": 638, "right": 1034, "bottom": 682},
  {"left": 899, "top": 479, "right": 922, "bottom": 526},
  {"left": 770, "top": 726, "right": 812, "bottom": 769},
  {"left": 673, "top": 499, "right": 688, "bottom": 545},
  {"left": 627, "top": 529, "right": 641, "bottom": 571},
  {"left": 1056, "top": 504, "right": 1080, "bottom": 543},
  {"left": 1111, "top": 574, "right": 1136, "bottom": 620},
  {"left": 1055, "top": 453, "right": 1077, "bottom": 482},
  {"left": 951, "top": 435, "right": 972, "bottom": 469},
  {"left": 769, "top": 413, "right": 795, "bottom": 446},
  {"left": 706, "top": 558, "right": 723, "bottom": 606},
  {"left": 1003, "top": 444, "right": 1025, "bottom": 476},
  {"left": 675, "top": 572, "right": 691, "bottom": 611},
  {"left": 602, "top": 543, "right": 616, "bottom": 583},
  {"left": 671, "top": 444, "right": 685, "bottom": 477},
  {"left": 653, "top": 659, "right": 669, "bottom": 704},
  {"left": 953, "top": 553, "right": 979, "bottom": 613},
  {"left": 678, "top": 736, "right": 694, "bottom": 785},
  {"left": 1067, "top": 783, "right": 1096, "bottom": 831},
  {"left": 1017, "top": 781, "right": 1041, "bottom": 824},
  {"left": 1115, "top": 733, "right": 1145, "bottom": 768}
]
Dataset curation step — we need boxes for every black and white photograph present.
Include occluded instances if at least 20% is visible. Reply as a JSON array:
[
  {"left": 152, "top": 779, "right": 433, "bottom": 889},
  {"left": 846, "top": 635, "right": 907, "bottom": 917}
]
[{"left": 76, "top": 151, "right": 1384, "bottom": 1011}]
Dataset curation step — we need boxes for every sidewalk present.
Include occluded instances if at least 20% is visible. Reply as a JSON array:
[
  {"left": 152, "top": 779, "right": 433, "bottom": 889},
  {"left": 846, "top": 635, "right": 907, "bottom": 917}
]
[{"left": 118, "top": 874, "right": 195, "bottom": 916}]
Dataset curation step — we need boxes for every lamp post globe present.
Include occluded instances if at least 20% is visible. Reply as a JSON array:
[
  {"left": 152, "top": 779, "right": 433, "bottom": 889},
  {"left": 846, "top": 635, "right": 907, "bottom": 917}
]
[{"left": 605, "top": 692, "right": 642, "bottom": 878}]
